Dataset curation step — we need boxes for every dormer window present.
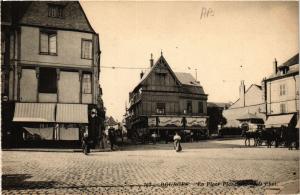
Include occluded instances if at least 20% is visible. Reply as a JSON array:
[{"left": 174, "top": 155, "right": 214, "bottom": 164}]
[
  {"left": 280, "top": 66, "right": 289, "bottom": 75},
  {"left": 48, "top": 4, "right": 64, "bottom": 18}
]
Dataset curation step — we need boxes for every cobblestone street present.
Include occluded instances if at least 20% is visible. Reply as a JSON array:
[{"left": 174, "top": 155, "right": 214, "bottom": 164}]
[{"left": 2, "top": 139, "right": 299, "bottom": 194}]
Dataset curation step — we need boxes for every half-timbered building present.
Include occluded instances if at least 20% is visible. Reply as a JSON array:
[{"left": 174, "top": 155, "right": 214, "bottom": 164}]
[{"left": 125, "top": 53, "right": 208, "bottom": 142}]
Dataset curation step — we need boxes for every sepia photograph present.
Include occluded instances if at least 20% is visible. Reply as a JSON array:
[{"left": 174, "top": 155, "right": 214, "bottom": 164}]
[{"left": 1, "top": 0, "right": 299, "bottom": 194}]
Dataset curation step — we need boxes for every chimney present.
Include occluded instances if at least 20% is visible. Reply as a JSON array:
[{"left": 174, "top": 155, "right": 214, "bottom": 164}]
[
  {"left": 150, "top": 53, "right": 154, "bottom": 67},
  {"left": 140, "top": 71, "right": 144, "bottom": 79},
  {"left": 239, "top": 80, "right": 245, "bottom": 107},
  {"left": 273, "top": 58, "right": 278, "bottom": 74}
]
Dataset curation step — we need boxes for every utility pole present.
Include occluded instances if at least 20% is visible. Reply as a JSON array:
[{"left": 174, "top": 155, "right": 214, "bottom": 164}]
[{"left": 195, "top": 68, "right": 198, "bottom": 81}]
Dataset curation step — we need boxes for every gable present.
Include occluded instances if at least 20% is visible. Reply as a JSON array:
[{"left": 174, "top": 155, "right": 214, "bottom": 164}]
[
  {"left": 229, "top": 84, "right": 263, "bottom": 109},
  {"left": 19, "top": 2, "right": 95, "bottom": 33},
  {"left": 133, "top": 55, "right": 181, "bottom": 92},
  {"left": 244, "top": 85, "right": 264, "bottom": 106},
  {"left": 145, "top": 62, "right": 178, "bottom": 87},
  {"left": 141, "top": 56, "right": 180, "bottom": 86}
]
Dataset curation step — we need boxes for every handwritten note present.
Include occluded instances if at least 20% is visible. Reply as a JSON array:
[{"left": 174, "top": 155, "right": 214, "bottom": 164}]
[{"left": 200, "top": 7, "right": 214, "bottom": 20}]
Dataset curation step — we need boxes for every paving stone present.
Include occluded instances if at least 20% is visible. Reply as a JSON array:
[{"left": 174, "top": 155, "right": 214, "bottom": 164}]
[{"left": 2, "top": 139, "right": 299, "bottom": 194}]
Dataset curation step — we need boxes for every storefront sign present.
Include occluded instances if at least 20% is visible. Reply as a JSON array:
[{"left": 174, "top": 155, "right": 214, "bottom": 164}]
[{"left": 148, "top": 116, "right": 207, "bottom": 127}]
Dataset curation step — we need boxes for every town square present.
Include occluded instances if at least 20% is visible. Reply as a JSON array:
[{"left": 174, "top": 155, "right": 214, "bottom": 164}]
[
  {"left": 2, "top": 140, "right": 299, "bottom": 194},
  {"left": 1, "top": 1, "right": 299, "bottom": 194}
]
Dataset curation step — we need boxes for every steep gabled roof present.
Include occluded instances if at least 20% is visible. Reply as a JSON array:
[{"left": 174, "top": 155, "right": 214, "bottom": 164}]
[
  {"left": 133, "top": 55, "right": 181, "bottom": 92},
  {"left": 106, "top": 116, "right": 118, "bottom": 126}
]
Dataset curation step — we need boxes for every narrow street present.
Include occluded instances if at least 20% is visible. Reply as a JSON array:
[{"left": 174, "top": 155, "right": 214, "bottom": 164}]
[{"left": 2, "top": 139, "right": 299, "bottom": 194}]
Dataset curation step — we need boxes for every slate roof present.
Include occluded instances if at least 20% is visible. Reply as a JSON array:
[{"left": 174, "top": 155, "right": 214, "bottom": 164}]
[
  {"left": 267, "top": 53, "right": 299, "bottom": 79},
  {"left": 1, "top": 2, "right": 31, "bottom": 25},
  {"left": 1, "top": 1, "right": 95, "bottom": 33},
  {"left": 174, "top": 72, "right": 200, "bottom": 86},
  {"left": 280, "top": 53, "right": 299, "bottom": 67}
]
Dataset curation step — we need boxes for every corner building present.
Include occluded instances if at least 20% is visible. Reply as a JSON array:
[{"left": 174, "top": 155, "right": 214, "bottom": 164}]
[
  {"left": 126, "top": 54, "right": 208, "bottom": 142},
  {"left": 1, "top": 2, "right": 105, "bottom": 147}
]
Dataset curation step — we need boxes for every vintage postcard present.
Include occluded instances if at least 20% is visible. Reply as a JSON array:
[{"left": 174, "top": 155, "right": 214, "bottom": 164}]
[{"left": 1, "top": 1, "right": 299, "bottom": 194}]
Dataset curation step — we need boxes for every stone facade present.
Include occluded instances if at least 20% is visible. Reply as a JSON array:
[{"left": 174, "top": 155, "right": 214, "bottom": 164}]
[{"left": 263, "top": 54, "right": 299, "bottom": 128}]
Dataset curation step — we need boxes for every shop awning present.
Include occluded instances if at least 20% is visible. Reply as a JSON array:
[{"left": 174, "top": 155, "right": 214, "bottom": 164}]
[
  {"left": 13, "top": 103, "right": 55, "bottom": 122},
  {"left": 265, "top": 114, "right": 294, "bottom": 128},
  {"left": 56, "top": 104, "right": 88, "bottom": 123}
]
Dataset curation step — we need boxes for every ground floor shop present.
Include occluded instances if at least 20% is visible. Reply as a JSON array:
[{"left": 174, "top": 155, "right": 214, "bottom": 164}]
[
  {"left": 126, "top": 115, "right": 209, "bottom": 143},
  {"left": 2, "top": 102, "right": 104, "bottom": 148}
]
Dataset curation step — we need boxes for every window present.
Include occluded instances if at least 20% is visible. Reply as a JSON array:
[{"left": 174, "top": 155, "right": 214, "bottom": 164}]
[
  {"left": 156, "top": 103, "right": 165, "bottom": 114},
  {"left": 187, "top": 101, "right": 192, "bottom": 114},
  {"left": 82, "top": 73, "right": 92, "bottom": 94},
  {"left": 280, "top": 103, "right": 287, "bottom": 113},
  {"left": 279, "top": 84, "right": 286, "bottom": 96},
  {"left": 198, "top": 101, "right": 203, "bottom": 113},
  {"left": 48, "top": 4, "right": 64, "bottom": 18},
  {"left": 38, "top": 68, "right": 57, "bottom": 93},
  {"left": 81, "top": 39, "right": 92, "bottom": 59},
  {"left": 40, "top": 30, "right": 57, "bottom": 55}
]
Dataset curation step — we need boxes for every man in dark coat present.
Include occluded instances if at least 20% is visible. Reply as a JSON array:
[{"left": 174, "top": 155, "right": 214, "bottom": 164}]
[{"left": 108, "top": 128, "right": 116, "bottom": 151}]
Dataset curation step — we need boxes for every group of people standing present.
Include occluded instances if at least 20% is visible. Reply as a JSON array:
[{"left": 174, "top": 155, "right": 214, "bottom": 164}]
[
  {"left": 81, "top": 127, "right": 117, "bottom": 155},
  {"left": 82, "top": 128, "right": 183, "bottom": 155}
]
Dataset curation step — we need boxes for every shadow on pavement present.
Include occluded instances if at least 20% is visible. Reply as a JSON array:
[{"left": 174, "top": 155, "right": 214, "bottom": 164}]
[{"left": 2, "top": 174, "right": 57, "bottom": 190}]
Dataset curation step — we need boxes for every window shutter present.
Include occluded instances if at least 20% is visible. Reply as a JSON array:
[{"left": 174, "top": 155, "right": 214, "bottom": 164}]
[
  {"left": 40, "top": 33, "right": 48, "bottom": 53},
  {"left": 49, "top": 34, "right": 57, "bottom": 54}
]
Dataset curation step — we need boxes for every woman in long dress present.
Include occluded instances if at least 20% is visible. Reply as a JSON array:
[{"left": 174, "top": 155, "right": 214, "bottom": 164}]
[{"left": 173, "top": 131, "right": 182, "bottom": 152}]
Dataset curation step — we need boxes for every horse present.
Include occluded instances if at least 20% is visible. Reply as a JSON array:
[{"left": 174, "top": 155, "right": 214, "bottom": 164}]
[
  {"left": 242, "top": 130, "right": 260, "bottom": 147},
  {"left": 256, "top": 129, "right": 274, "bottom": 148}
]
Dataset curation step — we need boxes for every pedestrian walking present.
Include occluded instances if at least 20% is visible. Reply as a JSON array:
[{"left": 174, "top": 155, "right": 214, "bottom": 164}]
[
  {"left": 108, "top": 128, "right": 116, "bottom": 151},
  {"left": 151, "top": 131, "right": 157, "bottom": 144},
  {"left": 173, "top": 131, "right": 182, "bottom": 152},
  {"left": 165, "top": 130, "right": 169, "bottom": 144},
  {"left": 82, "top": 129, "right": 90, "bottom": 155}
]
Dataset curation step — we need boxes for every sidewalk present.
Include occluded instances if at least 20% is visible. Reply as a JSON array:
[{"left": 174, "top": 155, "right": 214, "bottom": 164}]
[{"left": 265, "top": 179, "right": 299, "bottom": 194}]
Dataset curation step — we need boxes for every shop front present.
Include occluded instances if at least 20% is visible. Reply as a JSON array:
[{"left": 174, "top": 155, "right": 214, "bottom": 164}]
[{"left": 12, "top": 103, "right": 89, "bottom": 147}]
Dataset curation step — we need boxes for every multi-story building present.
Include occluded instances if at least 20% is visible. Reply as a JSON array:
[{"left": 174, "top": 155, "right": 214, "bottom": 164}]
[
  {"left": 1, "top": 2, "right": 105, "bottom": 147},
  {"left": 125, "top": 53, "right": 208, "bottom": 141},
  {"left": 222, "top": 81, "right": 266, "bottom": 128},
  {"left": 263, "top": 54, "right": 299, "bottom": 129}
]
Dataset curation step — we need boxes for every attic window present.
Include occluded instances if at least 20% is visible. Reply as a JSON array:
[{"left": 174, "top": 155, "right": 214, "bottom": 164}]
[{"left": 48, "top": 4, "right": 64, "bottom": 18}]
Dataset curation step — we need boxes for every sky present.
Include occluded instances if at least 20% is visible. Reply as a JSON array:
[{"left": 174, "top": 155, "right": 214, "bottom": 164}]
[{"left": 81, "top": 1, "right": 299, "bottom": 121}]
